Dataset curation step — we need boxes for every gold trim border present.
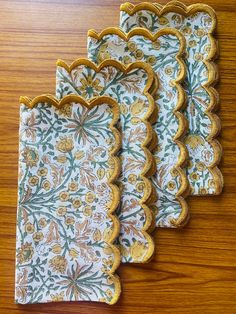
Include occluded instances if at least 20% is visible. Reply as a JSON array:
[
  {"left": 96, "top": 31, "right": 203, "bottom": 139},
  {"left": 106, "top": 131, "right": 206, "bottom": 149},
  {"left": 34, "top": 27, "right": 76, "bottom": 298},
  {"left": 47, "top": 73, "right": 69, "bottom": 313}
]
[
  {"left": 87, "top": 28, "right": 189, "bottom": 228},
  {"left": 56, "top": 58, "right": 156, "bottom": 261},
  {"left": 120, "top": 1, "right": 223, "bottom": 196},
  {"left": 19, "top": 94, "right": 122, "bottom": 305}
]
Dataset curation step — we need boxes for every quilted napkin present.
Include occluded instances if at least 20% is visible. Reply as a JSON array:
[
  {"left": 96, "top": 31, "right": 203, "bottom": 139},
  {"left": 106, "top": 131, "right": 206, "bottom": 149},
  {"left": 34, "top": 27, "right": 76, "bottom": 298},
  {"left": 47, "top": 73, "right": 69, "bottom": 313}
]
[
  {"left": 15, "top": 95, "right": 121, "bottom": 304},
  {"left": 87, "top": 28, "right": 189, "bottom": 228},
  {"left": 56, "top": 59, "right": 156, "bottom": 263},
  {"left": 120, "top": 1, "right": 223, "bottom": 195}
]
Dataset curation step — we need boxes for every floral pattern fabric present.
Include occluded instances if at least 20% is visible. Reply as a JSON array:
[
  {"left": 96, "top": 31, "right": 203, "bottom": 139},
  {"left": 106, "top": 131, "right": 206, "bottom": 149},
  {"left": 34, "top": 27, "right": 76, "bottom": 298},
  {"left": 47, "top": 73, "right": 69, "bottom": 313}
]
[
  {"left": 120, "top": 3, "right": 222, "bottom": 195},
  {"left": 56, "top": 61, "right": 155, "bottom": 262},
  {"left": 87, "top": 30, "right": 188, "bottom": 228},
  {"left": 15, "top": 96, "right": 121, "bottom": 304}
]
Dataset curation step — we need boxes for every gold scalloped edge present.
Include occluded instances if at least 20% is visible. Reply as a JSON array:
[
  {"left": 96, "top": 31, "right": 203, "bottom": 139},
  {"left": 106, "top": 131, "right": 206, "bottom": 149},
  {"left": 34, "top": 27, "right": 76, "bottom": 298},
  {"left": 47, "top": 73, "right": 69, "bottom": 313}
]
[
  {"left": 87, "top": 27, "right": 189, "bottom": 227},
  {"left": 120, "top": 1, "right": 223, "bottom": 195},
  {"left": 56, "top": 58, "right": 157, "bottom": 261},
  {"left": 19, "top": 94, "right": 121, "bottom": 305}
]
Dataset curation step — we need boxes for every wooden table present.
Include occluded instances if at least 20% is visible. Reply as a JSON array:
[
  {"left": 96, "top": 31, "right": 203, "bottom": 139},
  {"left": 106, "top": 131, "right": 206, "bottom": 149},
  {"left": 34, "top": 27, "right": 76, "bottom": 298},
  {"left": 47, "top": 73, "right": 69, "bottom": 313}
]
[{"left": 0, "top": 0, "right": 235, "bottom": 313}]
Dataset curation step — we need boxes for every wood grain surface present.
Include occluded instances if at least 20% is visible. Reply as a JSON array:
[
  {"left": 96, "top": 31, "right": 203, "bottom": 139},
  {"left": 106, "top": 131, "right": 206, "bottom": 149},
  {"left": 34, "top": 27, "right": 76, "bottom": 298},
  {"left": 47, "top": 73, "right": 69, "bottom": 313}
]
[{"left": 0, "top": 0, "right": 235, "bottom": 313}]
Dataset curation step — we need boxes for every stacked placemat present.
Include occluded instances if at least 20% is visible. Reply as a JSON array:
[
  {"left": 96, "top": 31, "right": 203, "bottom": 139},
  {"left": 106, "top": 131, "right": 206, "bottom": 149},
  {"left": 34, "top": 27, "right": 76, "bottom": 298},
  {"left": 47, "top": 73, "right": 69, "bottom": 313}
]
[{"left": 15, "top": 1, "right": 223, "bottom": 305}]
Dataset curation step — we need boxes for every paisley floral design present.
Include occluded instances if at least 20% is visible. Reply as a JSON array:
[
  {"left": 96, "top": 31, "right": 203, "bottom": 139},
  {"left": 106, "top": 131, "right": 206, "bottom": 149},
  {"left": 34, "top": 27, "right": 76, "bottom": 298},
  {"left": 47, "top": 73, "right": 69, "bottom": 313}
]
[
  {"left": 120, "top": 1, "right": 223, "bottom": 196},
  {"left": 56, "top": 59, "right": 155, "bottom": 262},
  {"left": 87, "top": 29, "right": 188, "bottom": 228},
  {"left": 15, "top": 95, "right": 121, "bottom": 304}
]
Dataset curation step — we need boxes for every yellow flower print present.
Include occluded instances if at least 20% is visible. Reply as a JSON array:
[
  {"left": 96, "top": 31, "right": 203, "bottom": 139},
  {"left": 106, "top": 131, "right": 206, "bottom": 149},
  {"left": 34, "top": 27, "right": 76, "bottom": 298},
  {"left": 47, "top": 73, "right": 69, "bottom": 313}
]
[
  {"left": 25, "top": 222, "right": 35, "bottom": 234},
  {"left": 195, "top": 28, "right": 205, "bottom": 37},
  {"left": 38, "top": 217, "right": 47, "bottom": 228},
  {"left": 85, "top": 192, "right": 95, "bottom": 203},
  {"left": 185, "top": 135, "right": 204, "bottom": 150},
  {"left": 49, "top": 256, "right": 67, "bottom": 273},
  {"left": 65, "top": 216, "right": 75, "bottom": 225},
  {"left": 130, "top": 98, "right": 145, "bottom": 115},
  {"left": 194, "top": 53, "right": 203, "bottom": 62},
  {"left": 170, "top": 168, "right": 178, "bottom": 177},
  {"left": 69, "top": 248, "right": 79, "bottom": 259},
  {"left": 131, "top": 117, "right": 141, "bottom": 125},
  {"left": 22, "top": 147, "right": 39, "bottom": 168},
  {"left": 83, "top": 205, "right": 92, "bottom": 217},
  {"left": 182, "top": 26, "right": 192, "bottom": 35},
  {"left": 57, "top": 155, "right": 67, "bottom": 164},
  {"left": 123, "top": 55, "right": 132, "bottom": 65},
  {"left": 204, "top": 45, "right": 211, "bottom": 54},
  {"left": 28, "top": 176, "right": 39, "bottom": 186},
  {"left": 68, "top": 181, "right": 78, "bottom": 191},
  {"left": 17, "top": 242, "right": 34, "bottom": 264},
  {"left": 190, "top": 172, "right": 200, "bottom": 181},
  {"left": 103, "top": 227, "right": 113, "bottom": 242},
  {"left": 56, "top": 136, "right": 74, "bottom": 153},
  {"left": 106, "top": 289, "right": 113, "bottom": 298},
  {"left": 37, "top": 167, "right": 48, "bottom": 177},
  {"left": 147, "top": 55, "right": 157, "bottom": 65},
  {"left": 99, "top": 51, "right": 111, "bottom": 63},
  {"left": 50, "top": 292, "right": 64, "bottom": 302},
  {"left": 130, "top": 241, "right": 146, "bottom": 260},
  {"left": 136, "top": 182, "right": 145, "bottom": 193},
  {"left": 169, "top": 79, "right": 175, "bottom": 87},
  {"left": 172, "top": 14, "right": 181, "bottom": 24},
  {"left": 93, "top": 229, "right": 102, "bottom": 242},
  {"left": 165, "top": 66, "right": 174, "bottom": 76},
  {"left": 203, "top": 16, "right": 212, "bottom": 25},
  {"left": 167, "top": 181, "right": 176, "bottom": 191},
  {"left": 127, "top": 41, "right": 137, "bottom": 52},
  {"left": 59, "top": 191, "right": 70, "bottom": 202},
  {"left": 108, "top": 157, "right": 115, "bottom": 167},
  {"left": 103, "top": 244, "right": 113, "bottom": 255},
  {"left": 106, "top": 168, "right": 113, "bottom": 179},
  {"left": 72, "top": 199, "right": 82, "bottom": 209},
  {"left": 196, "top": 162, "right": 206, "bottom": 172},
  {"left": 128, "top": 174, "right": 137, "bottom": 184},
  {"left": 134, "top": 49, "right": 144, "bottom": 59},
  {"left": 51, "top": 244, "right": 62, "bottom": 254},
  {"left": 105, "top": 137, "right": 113, "bottom": 145},
  {"left": 107, "top": 276, "right": 114, "bottom": 285},
  {"left": 159, "top": 16, "right": 169, "bottom": 25},
  {"left": 79, "top": 75, "right": 103, "bottom": 98},
  {"left": 75, "top": 151, "right": 85, "bottom": 160},
  {"left": 58, "top": 104, "right": 72, "bottom": 118},
  {"left": 200, "top": 188, "right": 207, "bottom": 195},
  {"left": 188, "top": 40, "right": 197, "bottom": 47},
  {"left": 33, "top": 232, "right": 44, "bottom": 242},
  {"left": 208, "top": 179, "right": 216, "bottom": 189},
  {"left": 152, "top": 40, "right": 161, "bottom": 50},
  {"left": 97, "top": 168, "right": 105, "bottom": 179},
  {"left": 120, "top": 104, "right": 128, "bottom": 115},
  {"left": 102, "top": 256, "right": 113, "bottom": 267},
  {"left": 101, "top": 266, "right": 109, "bottom": 274},
  {"left": 97, "top": 44, "right": 110, "bottom": 62},
  {"left": 57, "top": 206, "right": 67, "bottom": 216},
  {"left": 42, "top": 180, "right": 51, "bottom": 191}
]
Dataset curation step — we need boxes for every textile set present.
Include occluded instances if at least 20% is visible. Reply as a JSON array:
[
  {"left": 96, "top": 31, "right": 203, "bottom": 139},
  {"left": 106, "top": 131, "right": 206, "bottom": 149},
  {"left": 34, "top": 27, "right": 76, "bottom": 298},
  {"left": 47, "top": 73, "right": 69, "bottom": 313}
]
[{"left": 15, "top": 1, "right": 223, "bottom": 305}]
